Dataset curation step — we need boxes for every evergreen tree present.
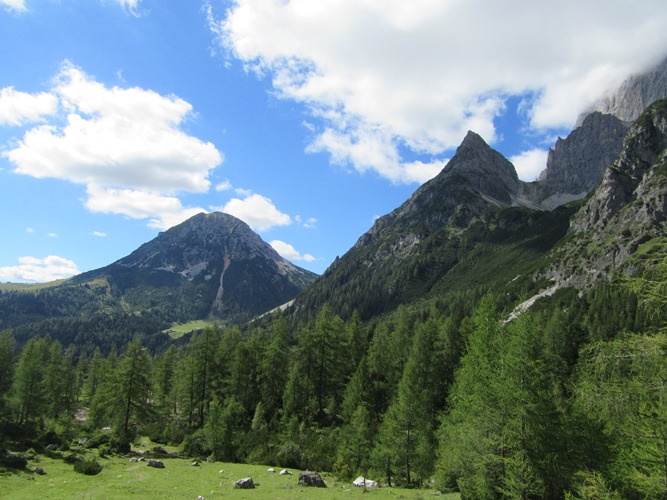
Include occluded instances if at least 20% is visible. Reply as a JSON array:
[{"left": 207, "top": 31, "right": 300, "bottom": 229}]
[
  {"left": 12, "top": 336, "right": 50, "bottom": 424},
  {"left": 259, "top": 315, "right": 290, "bottom": 425},
  {"left": 373, "top": 318, "right": 439, "bottom": 486},
  {"left": 0, "top": 331, "right": 15, "bottom": 419},
  {"left": 436, "top": 297, "right": 566, "bottom": 497},
  {"left": 575, "top": 333, "right": 667, "bottom": 498}
]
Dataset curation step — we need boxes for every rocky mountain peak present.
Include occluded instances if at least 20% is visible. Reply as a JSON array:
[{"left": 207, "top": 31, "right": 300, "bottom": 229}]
[
  {"left": 536, "top": 112, "right": 629, "bottom": 209},
  {"left": 577, "top": 56, "right": 667, "bottom": 126}
]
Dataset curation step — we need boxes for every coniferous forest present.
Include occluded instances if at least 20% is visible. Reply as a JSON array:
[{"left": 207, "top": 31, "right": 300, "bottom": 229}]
[{"left": 1, "top": 255, "right": 666, "bottom": 498}]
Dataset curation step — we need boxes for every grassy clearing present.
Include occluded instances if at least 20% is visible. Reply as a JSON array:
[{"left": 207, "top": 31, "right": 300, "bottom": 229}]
[
  {"left": 0, "top": 279, "right": 66, "bottom": 293},
  {"left": 0, "top": 452, "right": 457, "bottom": 499},
  {"left": 162, "top": 320, "right": 213, "bottom": 339}
]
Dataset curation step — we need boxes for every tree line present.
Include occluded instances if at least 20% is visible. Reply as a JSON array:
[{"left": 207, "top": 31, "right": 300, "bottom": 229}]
[{"left": 1, "top": 261, "right": 666, "bottom": 498}]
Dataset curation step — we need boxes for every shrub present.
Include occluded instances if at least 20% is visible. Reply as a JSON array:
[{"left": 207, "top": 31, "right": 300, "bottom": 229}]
[
  {"left": 73, "top": 457, "right": 103, "bottom": 476},
  {"left": 1, "top": 453, "right": 28, "bottom": 469},
  {"left": 181, "top": 429, "right": 210, "bottom": 458},
  {"left": 98, "top": 444, "right": 110, "bottom": 458}
]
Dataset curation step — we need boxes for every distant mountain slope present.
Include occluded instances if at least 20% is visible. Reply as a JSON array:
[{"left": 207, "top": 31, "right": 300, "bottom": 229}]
[
  {"left": 0, "top": 212, "right": 317, "bottom": 348},
  {"left": 75, "top": 212, "right": 316, "bottom": 320}
]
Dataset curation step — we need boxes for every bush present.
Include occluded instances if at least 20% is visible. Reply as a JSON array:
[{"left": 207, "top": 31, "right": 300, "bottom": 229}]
[
  {"left": 73, "top": 457, "right": 103, "bottom": 476},
  {"left": 1, "top": 453, "right": 28, "bottom": 469},
  {"left": 64, "top": 453, "right": 81, "bottom": 464},
  {"left": 181, "top": 429, "right": 210, "bottom": 458},
  {"left": 277, "top": 442, "right": 303, "bottom": 469}
]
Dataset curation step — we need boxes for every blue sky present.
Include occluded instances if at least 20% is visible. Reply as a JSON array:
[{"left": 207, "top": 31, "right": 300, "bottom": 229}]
[{"left": 1, "top": 0, "right": 667, "bottom": 282}]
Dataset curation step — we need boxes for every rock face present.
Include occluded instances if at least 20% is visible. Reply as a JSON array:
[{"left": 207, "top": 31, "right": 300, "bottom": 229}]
[
  {"left": 537, "top": 112, "right": 629, "bottom": 209},
  {"left": 298, "top": 471, "right": 327, "bottom": 487},
  {"left": 577, "top": 56, "right": 667, "bottom": 126},
  {"left": 546, "top": 99, "right": 667, "bottom": 287}
]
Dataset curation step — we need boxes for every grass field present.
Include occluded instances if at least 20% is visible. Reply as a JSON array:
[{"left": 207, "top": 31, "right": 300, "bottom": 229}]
[
  {"left": 0, "top": 443, "right": 457, "bottom": 499},
  {"left": 162, "top": 320, "right": 214, "bottom": 339}
]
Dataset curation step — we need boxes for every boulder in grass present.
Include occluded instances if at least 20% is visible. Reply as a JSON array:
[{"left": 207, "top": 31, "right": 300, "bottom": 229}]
[
  {"left": 353, "top": 476, "right": 378, "bottom": 488},
  {"left": 147, "top": 459, "right": 165, "bottom": 469},
  {"left": 232, "top": 477, "right": 255, "bottom": 489},
  {"left": 298, "top": 471, "right": 326, "bottom": 487},
  {"left": 279, "top": 469, "right": 292, "bottom": 475}
]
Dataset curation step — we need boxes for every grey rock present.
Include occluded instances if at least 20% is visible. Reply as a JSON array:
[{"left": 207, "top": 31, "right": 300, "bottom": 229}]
[
  {"left": 232, "top": 477, "right": 255, "bottom": 489},
  {"left": 147, "top": 459, "right": 165, "bottom": 468},
  {"left": 537, "top": 112, "right": 629, "bottom": 208},
  {"left": 298, "top": 471, "right": 327, "bottom": 488}
]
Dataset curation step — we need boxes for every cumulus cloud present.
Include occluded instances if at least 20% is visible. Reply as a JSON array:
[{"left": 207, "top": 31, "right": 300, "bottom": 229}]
[
  {"left": 0, "top": 255, "right": 80, "bottom": 283},
  {"left": 85, "top": 185, "right": 205, "bottom": 230},
  {"left": 1, "top": 62, "right": 222, "bottom": 230},
  {"left": 0, "top": 87, "right": 58, "bottom": 125},
  {"left": 510, "top": 149, "right": 550, "bottom": 182},
  {"left": 217, "top": 193, "right": 291, "bottom": 231},
  {"left": 215, "top": 0, "right": 667, "bottom": 184},
  {"left": 270, "top": 240, "right": 315, "bottom": 263},
  {"left": 91, "top": 231, "right": 107, "bottom": 237}
]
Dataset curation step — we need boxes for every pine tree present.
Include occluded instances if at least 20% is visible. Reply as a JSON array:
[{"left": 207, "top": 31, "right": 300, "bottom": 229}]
[
  {"left": 435, "top": 297, "right": 565, "bottom": 497},
  {"left": 575, "top": 333, "right": 667, "bottom": 498},
  {"left": 373, "top": 318, "right": 439, "bottom": 486},
  {"left": 0, "top": 331, "right": 15, "bottom": 419},
  {"left": 12, "top": 336, "right": 50, "bottom": 424}
]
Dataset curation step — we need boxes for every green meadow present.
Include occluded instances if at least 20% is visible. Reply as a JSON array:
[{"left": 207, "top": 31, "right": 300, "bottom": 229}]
[{"left": 1, "top": 440, "right": 458, "bottom": 499}]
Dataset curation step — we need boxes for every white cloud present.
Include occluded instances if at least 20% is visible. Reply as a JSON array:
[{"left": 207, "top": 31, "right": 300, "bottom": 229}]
[
  {"left": 47, "top": 232, "right": 58, "bottom": 238},
  {"left": 218, "top": 193, "right": 291, "bottom": 231},
  {"left": 270, "top": 240, "right": 315, "bottom": 263},
  {"left": 1, "top": 0, "right": 141, "bottom": 14},
  {"left": 0, "top": 87, "right": 58, "bottom": 126},
  {"left": 85, "top": 184, "right": 205, "bottom": 230},
  {"left": 1, "top": 62, "right": 222, "bottom": 230},
  {"left": 0, "top": 255, "right": 80, "bottom": 283},
  {"left": 216, "top": 0, "right": 667, "bottom": 184},
  {"left": 215, "top": 179, "right": 232, "bottom": 191},
  {"left": 91, "top": 231, "right": 107, "bottom": 237},
  {"left": 510, "top": 148, "right": 549, "bottom": 182},
  {"left": 113, "top": 0, "right": 140, "bottom": 16},
  {"left": 25, "top": 227, "right": 35, "bottom": 233},
  {"left": 295, "top": 215, "right": 317, "bottom": 228},
  {"left": 0, "top": 0, "right": 26, "bottom": 13}
]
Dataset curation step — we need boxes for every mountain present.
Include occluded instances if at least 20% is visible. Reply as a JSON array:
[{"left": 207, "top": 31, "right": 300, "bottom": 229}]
[
  {"left": 535, "top": 112, "right": 629, "bottom": 209},
  {"left": 294, "top": 99, "right": 667, "bottom": 322},
  {"left": 294, "top": 131, "right": 576, "bottom": 320},
  {"left": 0, "top": 212, "right": 317, "bottom": 349},
  {"left": 545, "top": 99, "right": 667, "bottom": 288},
  {"left": 576, "top": 56, "right": 667, "bottom": 125}
]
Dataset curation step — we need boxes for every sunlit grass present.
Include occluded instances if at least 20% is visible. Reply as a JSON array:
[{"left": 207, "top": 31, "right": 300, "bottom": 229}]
[{"left": 0, "top": 451, "right": 458, "bottom": 499}]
